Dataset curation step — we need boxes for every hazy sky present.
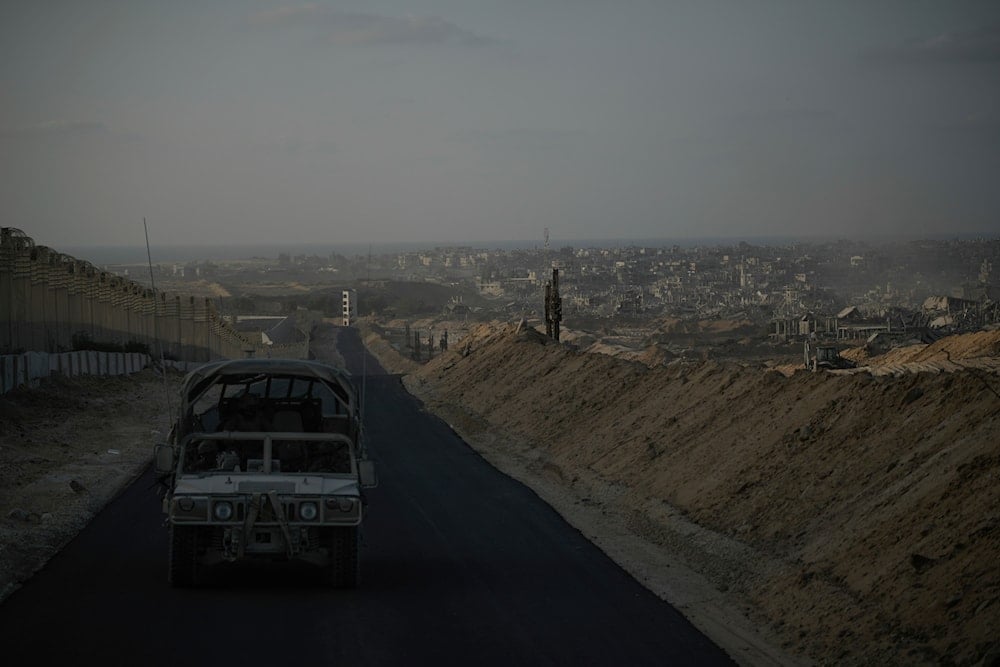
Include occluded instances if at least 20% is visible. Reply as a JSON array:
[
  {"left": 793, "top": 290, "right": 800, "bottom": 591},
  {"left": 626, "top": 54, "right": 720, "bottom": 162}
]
[{"left": 2, "top": 1, "right": 999, "bottom": 250}]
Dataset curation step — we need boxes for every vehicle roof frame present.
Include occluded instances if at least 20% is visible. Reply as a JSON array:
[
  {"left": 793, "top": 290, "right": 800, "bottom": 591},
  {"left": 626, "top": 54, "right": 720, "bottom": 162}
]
[{"left": 179, "top": 358, "right": 358, "bottom": 420}]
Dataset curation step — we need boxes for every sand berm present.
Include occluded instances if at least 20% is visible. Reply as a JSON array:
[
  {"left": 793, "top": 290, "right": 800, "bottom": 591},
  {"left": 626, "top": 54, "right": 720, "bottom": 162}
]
[{"left": 363, "top": 321, "right": 1000, "bottom": 667}]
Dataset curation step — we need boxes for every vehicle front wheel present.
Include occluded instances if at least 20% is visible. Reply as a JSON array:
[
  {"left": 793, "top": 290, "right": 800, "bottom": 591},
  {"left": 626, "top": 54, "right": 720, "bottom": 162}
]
[{"left": 168, "top": 524, "right": 200, "bottom": 587}]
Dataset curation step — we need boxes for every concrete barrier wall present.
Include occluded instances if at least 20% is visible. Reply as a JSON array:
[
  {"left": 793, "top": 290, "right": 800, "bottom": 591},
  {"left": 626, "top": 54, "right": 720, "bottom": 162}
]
[
  {"left": 0, "top": 351, "right": 217, "bottom": 394},
  {"left": 1, "top": 350, "right": 148, "bottom": 394},
  {"left": 0, "top": 227, "right": 309, "bottom": 365}
]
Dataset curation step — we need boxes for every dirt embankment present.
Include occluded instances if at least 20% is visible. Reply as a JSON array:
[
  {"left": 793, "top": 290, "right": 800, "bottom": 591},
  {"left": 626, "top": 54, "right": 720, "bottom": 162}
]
[
  {"left": 355, "top": 318, "right": 422, "bottom": 375},
  {"left": 0, "top": 370, "right": 181, "bottom": 602},
  {"left": 844, "top": 330, "right": 1000, "bottom": 369},
  {"left": 388, "top": 323, "right": 1000, "bottom": 666}
]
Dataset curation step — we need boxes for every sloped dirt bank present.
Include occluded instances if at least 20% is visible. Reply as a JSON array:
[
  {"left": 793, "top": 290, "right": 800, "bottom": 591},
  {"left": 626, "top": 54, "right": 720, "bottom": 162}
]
[
  {"left": 375, "top": 323, "right": 1000, "bottom": 666},
  {"left": 0, "top": 370, "right": 181, "bottom": 603}
]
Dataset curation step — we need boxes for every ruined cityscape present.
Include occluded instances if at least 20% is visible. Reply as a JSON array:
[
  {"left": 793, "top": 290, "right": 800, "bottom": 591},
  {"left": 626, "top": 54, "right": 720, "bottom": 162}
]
[{"left": 116, "top": 236, "right": 1000, "bottom": 365}]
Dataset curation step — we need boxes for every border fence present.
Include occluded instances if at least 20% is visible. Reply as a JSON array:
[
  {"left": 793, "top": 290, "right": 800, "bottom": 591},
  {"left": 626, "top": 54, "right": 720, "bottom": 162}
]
[{"left": 1, "top": 228, "right": 308, "bottom": 393}]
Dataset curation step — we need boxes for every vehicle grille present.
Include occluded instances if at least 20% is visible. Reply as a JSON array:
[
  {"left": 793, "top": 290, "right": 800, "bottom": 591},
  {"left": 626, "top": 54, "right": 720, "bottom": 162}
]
[{"left": 233, "top": 499, "right": 296, "bottom": 522}]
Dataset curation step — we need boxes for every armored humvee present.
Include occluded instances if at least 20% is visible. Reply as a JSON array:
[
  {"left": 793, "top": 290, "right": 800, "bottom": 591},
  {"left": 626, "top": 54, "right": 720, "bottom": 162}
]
[{"left": 154, "top": 358, "right": 376, "bottom": 588}]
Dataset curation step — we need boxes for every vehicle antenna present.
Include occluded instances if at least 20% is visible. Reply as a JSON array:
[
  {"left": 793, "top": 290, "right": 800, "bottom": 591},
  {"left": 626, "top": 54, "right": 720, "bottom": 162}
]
[{"left": 144, "top": 217, "right": 175, "bottom": 423}]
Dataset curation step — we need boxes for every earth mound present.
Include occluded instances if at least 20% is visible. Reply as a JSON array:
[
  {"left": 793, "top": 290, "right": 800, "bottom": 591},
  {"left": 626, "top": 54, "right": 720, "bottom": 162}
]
[{"left": 403, "top": 322, "right": 1000, "bottom": 666}]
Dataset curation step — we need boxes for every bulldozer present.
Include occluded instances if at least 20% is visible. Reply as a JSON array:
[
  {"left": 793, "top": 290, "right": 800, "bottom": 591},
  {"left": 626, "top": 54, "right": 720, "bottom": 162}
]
[{"left": 804, "top": 341, "right": 856, "bottom": 371}]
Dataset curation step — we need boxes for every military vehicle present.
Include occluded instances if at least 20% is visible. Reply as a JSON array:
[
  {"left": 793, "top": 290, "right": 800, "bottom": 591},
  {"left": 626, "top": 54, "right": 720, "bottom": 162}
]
[{"left": 154, "top": 359, "right": 376, "bottom": 588}]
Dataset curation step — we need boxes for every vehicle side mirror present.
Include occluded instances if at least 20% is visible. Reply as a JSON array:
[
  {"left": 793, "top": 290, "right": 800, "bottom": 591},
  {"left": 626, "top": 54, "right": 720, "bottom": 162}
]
[
  {"left": 358, "top": 460, "right": 378, "bottom": 488},
  {"left": 154, "top": 444, "right": 175, "bottom": 474}
]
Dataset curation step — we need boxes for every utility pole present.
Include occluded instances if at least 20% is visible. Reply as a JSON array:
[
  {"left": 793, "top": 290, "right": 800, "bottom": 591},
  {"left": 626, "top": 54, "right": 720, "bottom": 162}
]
[{"left": 544, "top": 266, "right": 562, "bottom": 342}]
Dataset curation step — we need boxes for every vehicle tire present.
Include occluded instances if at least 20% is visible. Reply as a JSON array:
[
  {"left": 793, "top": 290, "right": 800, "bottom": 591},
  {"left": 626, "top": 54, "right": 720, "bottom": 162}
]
[
  {"left": 168, "top": 524, "right": 200, "bottom": 587},
  {"left": 325, "top": 526, "right": 360, "bottom": 589}
]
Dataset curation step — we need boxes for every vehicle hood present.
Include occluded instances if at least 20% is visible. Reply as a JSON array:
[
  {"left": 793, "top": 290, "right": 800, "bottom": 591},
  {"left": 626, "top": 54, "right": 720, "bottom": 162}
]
[{"left": 174, "top": 474, "right": 361, "bottom": 496}]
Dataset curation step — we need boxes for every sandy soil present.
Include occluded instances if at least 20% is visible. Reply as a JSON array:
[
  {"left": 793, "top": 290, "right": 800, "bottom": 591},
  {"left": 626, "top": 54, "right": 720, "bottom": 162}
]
[
  {"left": 372, "top": 323, "right": 1000, "bottom": 667},
  {"left": 0, "top": 370, "right": 181, "bottom": 602}
]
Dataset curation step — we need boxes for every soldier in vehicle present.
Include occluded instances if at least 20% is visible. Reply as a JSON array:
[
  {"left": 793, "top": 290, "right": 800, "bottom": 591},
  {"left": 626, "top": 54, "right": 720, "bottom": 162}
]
[
  {"left": 193, "top": 440, "right": 219, "bottom": 471},
  {"left": 192, "top": 440, "right": 240, "bottom": 472}
]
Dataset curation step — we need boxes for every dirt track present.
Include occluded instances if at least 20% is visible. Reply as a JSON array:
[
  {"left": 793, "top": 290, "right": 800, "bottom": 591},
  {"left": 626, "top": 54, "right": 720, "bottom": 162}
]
[{"left": 370, "top": 323, "right": 1000, "bottom": 666}]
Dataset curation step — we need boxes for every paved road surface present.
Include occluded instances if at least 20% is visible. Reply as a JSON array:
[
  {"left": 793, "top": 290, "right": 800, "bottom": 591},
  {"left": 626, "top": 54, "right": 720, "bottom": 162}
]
[{"left": 0, "top": 327, "right": 733, "bottom": 666}]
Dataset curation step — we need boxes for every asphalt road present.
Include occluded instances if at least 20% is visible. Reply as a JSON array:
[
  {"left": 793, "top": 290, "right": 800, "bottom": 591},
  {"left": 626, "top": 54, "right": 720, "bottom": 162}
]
[{"left": 0, "top": 328, "right": 733, "bottom": 666}]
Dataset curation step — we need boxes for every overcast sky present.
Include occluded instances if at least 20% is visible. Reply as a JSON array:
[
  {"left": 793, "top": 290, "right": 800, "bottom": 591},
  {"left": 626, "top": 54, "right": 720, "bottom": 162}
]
[{"left": 2, "top": 1, "right": 998, "bottom": 250}]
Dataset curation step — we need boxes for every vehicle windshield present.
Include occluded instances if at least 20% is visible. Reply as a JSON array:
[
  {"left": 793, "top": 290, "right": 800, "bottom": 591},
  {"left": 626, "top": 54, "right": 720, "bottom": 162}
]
[{"left": 180, "top": 436, "right": 353, "bottom": 475}]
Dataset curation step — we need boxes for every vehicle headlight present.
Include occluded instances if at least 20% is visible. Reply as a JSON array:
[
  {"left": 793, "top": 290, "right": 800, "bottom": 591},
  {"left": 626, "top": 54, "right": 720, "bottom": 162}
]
[
  {"left": 325, "top": 497, "right": 356, "bottom": 512},
  {"left": 213, "top": 501, "right": 234, "bottom": 521},
  {"left": 172, "top": 497, "right": 207, "bottom": 520},
  {"left": 299, "top": 502, "right": 318, "bottom": 521}
]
